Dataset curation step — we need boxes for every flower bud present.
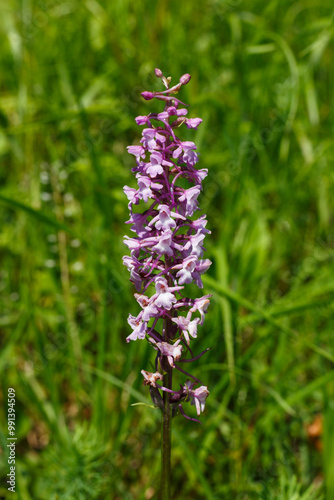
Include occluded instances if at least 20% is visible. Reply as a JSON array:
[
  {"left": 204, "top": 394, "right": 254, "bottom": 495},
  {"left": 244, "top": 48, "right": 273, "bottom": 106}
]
[
  {"left": 155, "top": 68, "right": 163, "bottom": 78},
  {"left": 141, "top": 91, "right": 154, "bottom": 100},
  {"left": 171, "top": 117, "right": 186, "bottom": 128},
  {"left": 180, "top": 73, "right": 191, "bottom": 85}
]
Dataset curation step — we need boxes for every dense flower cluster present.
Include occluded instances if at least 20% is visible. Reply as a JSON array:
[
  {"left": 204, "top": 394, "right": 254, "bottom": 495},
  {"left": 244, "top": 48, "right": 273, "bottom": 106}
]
[{"left": 123, "top": 69, "right": 211, "bottom": 421}]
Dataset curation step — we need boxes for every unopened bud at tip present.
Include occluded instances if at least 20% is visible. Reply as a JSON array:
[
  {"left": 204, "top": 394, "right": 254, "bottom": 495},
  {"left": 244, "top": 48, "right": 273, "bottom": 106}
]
[
  {"left": 155, "top": 68, "right": 163, "bottom": 78},
  {"left": 180, "top": 73, "right": 191, "bottom": 85},
  {"left": 141, "top": 91, "right": 154, "bottom": 101}
]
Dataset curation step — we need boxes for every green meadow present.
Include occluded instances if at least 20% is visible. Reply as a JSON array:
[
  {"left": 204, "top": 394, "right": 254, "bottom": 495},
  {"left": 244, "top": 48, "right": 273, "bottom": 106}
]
[{"left": 0, "top": 0, "right": 334, "bottom": 498}]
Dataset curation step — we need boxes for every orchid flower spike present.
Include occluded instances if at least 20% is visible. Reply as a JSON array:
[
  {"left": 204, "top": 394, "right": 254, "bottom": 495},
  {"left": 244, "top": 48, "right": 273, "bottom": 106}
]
[{"left": 124, "top": 69, "right": 211, "bottom": 421}]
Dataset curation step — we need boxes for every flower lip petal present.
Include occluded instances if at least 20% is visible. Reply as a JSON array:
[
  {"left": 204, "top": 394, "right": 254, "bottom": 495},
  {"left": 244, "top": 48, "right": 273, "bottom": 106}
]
[{"left": 185, "top": 118, "right": 203, "bottom": 129}]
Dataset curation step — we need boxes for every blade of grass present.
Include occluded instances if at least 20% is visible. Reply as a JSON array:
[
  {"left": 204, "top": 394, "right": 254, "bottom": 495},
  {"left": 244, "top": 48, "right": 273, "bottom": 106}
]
[
  {"left": 213, "top": 247, "right": 235, "bottom": 385},
  {"left": 79, "top": 363, "right": 150, "bottom": 405},
  {"left": 173, "top": 427, "right": 217, "bottom": 500},
  {"left": 203, "top": 275, "right": 334, "bottom": 363},
  {"left": 0, "top": 194, "right": 76, "bottom": 235},
  {"left": 239, "top": 296, "right": 334, "bottom": 326}
]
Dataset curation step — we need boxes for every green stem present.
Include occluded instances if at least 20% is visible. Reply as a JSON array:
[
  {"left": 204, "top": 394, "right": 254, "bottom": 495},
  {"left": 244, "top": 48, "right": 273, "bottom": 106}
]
[
  {"left": 161, "top": 362, "right": 172, "bottom": 500},
  {"left": 161, "top": 104, "right": 173, "bottom": 500},
  {"left": 161, "top": 259, "right": 172, "bottom": 499}
]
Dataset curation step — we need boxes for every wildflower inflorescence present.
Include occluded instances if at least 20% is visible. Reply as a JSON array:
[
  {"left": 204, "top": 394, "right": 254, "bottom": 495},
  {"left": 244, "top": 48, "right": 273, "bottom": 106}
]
[{"left": 123, "top": 68, "right": 211, "bottom": 422}]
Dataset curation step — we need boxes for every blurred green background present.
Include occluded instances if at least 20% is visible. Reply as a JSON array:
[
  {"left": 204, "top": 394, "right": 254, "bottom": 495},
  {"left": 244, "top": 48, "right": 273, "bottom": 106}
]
[{"left": 0, "top": 0, "right": 334, "bottom": 498}]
